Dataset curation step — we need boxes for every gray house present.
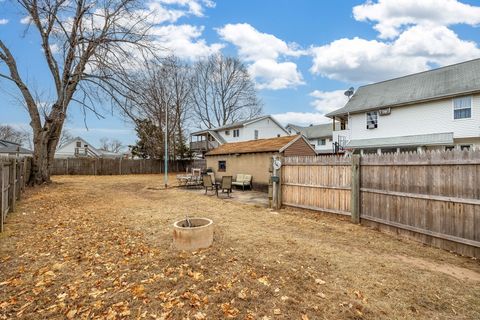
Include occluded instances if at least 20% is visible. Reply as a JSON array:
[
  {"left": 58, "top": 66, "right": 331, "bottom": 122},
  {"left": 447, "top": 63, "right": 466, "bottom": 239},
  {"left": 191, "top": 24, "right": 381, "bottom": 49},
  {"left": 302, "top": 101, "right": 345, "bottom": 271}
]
[
  {"left": 0, "top": 140, "right": 32, "bottom": 157},
  {"left": 285, "top": 123, "right": 335, "bottom": 154}
]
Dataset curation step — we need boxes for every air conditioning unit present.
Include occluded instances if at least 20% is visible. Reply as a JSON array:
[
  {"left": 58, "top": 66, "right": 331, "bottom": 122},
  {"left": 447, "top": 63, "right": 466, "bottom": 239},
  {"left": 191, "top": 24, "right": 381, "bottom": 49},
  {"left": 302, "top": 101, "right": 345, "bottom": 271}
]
[
  {"left": 379, "top": 108, "right": 391, "bottom": 116},
  {"left": 367, "top": 123, "right": 377, "bottom": 129}
]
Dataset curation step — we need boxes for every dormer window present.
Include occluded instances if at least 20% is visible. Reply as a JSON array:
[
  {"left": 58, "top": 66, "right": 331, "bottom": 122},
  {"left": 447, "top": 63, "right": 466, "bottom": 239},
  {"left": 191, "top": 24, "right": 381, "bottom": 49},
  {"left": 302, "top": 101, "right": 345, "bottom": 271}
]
[
  {"left": 453, "top": 96, "right": 472, "bottom": 119},
  {"left": 225, "top": 130, "right": 230, "bottom": 135},
  {"left": 366, "top": 111, "right": 378, "bottom": 129}
]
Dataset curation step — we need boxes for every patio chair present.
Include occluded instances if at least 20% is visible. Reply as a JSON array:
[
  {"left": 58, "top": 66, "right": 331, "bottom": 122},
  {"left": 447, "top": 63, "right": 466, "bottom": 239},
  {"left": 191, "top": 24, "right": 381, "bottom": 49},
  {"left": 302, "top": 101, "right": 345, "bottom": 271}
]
[
  {"left": 207, "top": 172, "right": 216, "bottom": 184},
  {"left": 232, "top": 174, "right": 253, "bottom": 191},
  {"left": 218, "top": 176, "right": 233, "bottom": 197},
  {"left": 202, "top": 174, "right": 215, "bottom": 195}
]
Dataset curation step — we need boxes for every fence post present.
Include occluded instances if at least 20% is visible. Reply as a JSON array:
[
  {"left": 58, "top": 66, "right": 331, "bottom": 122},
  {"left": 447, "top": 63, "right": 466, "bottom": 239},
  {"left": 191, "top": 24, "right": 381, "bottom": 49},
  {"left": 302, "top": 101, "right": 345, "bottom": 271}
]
[
  {"left": 351, "top": 154, "right": 360, "bottom": 224},
  {"left": 0, "top": 164, "right": 3, "bottom": 233},
  {"left": 276, "top": 161, "right": 282, "bottom": 210},
  {"left": 11, "top": 158, "right": 16, "bottom": 212}
]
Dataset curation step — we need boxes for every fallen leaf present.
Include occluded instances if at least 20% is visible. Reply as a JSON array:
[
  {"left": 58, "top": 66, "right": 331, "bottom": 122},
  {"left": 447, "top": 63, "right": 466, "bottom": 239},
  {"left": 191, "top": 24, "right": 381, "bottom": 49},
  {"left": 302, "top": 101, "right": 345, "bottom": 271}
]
[
  {"left": 315, "top": 279, "right": 326, "bottom": 285},
  {"left": 221, "top": 303, "right": 240, "bottom": 318},
  {"left": 194, "top": 311, "right": 207, "bottom": 320},
  {"left": 238, "top": 288, "right": 248, "bottom": 300},
  {"left": 66, "top": 309, "right": 77, "bottom": 319},
  {"left": 258, "top": 276, "right": 270, "bottom": 286}
]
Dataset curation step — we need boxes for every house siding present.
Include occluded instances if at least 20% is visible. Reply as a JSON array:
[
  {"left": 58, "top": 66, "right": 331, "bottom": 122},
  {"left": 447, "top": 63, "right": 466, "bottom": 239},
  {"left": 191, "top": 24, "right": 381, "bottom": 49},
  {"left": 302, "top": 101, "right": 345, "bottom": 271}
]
[
  {"left": 206, "top": 153, "right": 277, "bottom": 190},
  {"left": 217, "top": 118, "right": 288, "bottom": 143},
  {"left": 308, "top": 137, "right": 333, "bottom": 152},
  {"left": 347, "top": 93, "right": 480, "bottom": 148},
  {"left": 283, "top": 138, "right": 317, "bottom": 157}
]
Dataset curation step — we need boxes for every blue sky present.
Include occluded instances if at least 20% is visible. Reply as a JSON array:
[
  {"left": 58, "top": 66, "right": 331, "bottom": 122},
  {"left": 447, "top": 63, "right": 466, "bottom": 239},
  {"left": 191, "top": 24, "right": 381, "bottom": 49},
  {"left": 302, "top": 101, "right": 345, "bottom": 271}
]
[{"left": 1, "top": 0, "right": 480, "bottom": 147}]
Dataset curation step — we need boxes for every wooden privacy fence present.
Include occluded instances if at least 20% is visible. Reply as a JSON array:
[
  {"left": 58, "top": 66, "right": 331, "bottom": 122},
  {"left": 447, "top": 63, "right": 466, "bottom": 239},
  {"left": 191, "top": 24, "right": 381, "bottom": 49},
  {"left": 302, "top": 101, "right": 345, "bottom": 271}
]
[
  {"left": 281, "top": 150, "right": 480, "bottom": 258},
  {"left": 0, "top": 157, "right": 31, "bottom": 232},
  {"left": 282, "top": 156, "right": 352, "bottom": 216},
  {"left": 51, "top": 158, "right": 206, "bottom": 175}
]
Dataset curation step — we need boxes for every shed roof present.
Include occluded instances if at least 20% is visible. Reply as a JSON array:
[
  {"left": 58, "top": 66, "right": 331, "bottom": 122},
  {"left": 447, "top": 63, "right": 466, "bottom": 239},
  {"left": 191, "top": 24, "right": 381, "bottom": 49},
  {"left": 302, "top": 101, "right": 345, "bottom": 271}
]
[
  {"left": 205, "top": 135, "right": 307, "bottom": 156},
  {"left": 327, "top": 58, "right": 480, "bottom": 117}
]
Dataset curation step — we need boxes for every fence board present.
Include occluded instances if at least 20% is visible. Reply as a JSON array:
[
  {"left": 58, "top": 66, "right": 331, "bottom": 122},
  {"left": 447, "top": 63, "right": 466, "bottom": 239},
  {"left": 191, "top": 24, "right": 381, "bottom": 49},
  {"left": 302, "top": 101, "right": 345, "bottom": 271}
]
[
  {"left": 51, "top": 158, "right": 206, "bottom": 175},
  {"left": 281, "top": 150, "right": 480, "bottom": 258},
  {"left": 0, "top": 157, "right": 31, "bottom": 232},
  {"left": 282, "top": 156, "right": 352, "bottom": 216}
]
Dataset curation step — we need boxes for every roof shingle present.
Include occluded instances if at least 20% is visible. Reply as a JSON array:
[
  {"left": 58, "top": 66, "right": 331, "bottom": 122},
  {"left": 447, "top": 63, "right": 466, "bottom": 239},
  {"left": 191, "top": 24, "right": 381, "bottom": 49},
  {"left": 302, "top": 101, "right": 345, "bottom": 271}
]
[
  {"left": 205, "top": 135, "right": 299, "bottom": 156},
  {"left": 327, "top": 58, "right": 480, "bottom": 117}
]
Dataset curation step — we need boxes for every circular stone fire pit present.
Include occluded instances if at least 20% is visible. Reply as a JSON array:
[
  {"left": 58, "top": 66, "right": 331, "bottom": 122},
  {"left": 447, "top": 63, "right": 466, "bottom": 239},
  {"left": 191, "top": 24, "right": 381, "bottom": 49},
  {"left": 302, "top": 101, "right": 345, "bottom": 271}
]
[{"left": 173, "top": 218, "right": 213, "bottom": 251}]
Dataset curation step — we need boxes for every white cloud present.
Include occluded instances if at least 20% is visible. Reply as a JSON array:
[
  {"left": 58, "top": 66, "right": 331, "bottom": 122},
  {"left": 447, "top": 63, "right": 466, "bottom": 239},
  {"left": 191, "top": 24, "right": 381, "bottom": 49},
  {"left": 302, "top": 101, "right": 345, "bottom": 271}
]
[
  {"left": 353, "top": 0, "right": 480, "bottom": 39},
  {"left": 248, "top": 59, "right": 304, "bottom": 90},
  {"left": 273, "top": 112, "right": 330, "bottom": 126},
  {"left": 217, "top": 23, "right": 303, "bottom": 61},
  {"left": 310, "top": 27, "right": 480, "bottom": 83},
  {"left": 0, "top": 19, "right": 8, "bottom": 25},
  {"left": 20, "top": 16, "right": 31, "bottom": 24},
  {"left": 156, "top": 0, "right": 215, "bottom": 17},
  {"left": 309, "top": 90, "right": 349, "bottom": 114},
  {"left": 151, "top": 24, "right": 223, "bottom": 60},
  {"left": 217, "top": 23, "right": 305, "bottom": 90}
]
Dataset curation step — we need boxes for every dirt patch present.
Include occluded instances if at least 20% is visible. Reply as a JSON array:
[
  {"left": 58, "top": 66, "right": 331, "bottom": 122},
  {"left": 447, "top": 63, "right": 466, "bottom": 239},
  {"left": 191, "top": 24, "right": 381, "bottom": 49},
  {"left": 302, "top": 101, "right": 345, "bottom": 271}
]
[
  {"left": 0, "top": 174, "right": 479, "bottom": 320},
  {"left": 394, "top": 255, "right": 480, "bottom": 282}
]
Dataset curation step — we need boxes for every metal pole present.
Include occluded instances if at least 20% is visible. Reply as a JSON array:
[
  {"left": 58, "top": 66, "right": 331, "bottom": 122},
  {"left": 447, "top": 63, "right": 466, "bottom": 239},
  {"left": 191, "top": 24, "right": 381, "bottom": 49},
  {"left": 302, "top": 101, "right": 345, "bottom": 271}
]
[{"left": 164, "top": 106, "right": 168, "bottom": 188}]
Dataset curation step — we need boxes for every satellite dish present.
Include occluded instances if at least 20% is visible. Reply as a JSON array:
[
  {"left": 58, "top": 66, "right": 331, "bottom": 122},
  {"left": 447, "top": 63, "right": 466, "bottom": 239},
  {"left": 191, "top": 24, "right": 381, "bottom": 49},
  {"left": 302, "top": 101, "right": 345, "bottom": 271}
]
[{"left": 344, "top": 87, "right": 354, "bottom": 99}]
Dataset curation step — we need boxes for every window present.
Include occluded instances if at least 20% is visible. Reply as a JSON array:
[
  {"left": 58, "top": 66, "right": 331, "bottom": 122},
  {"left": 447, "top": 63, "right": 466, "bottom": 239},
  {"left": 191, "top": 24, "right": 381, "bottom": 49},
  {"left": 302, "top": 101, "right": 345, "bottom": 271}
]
[
  {"left": 461, "top": 145, "right": 471, "bottom": 151},
  {"left": 453, "top": 96, "right": 472, "bottom": 119},
  {"left": 318, "top": 138, "right": 326, "bottom": 146},
  {"left": 277, "top": 134, "right": 281, "bottom": 137},
  {"left": 233, "top": 129, "right": 240, "bottom": 137},
  {"left": 445, "top": 146, "right": 455, "bottom": 151},
  {"left": 366, "top": 111, "right": 378, "bottom": 129},
  {"left": 254, "top": 130, "right": 259, "bottom": 140},
  {"left": 218, "top": 160, "right": 226, "bottom": 172},
  {"left": 225, "top": 130, "right": 230, "bottom": 135},
  {"left": 76, "top": 141, "right": 81, "bottom": 147}
]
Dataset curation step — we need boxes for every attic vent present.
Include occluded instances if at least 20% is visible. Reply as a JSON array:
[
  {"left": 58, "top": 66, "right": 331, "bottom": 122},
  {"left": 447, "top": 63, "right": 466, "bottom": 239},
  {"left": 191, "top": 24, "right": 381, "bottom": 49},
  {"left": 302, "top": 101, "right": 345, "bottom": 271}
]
[{"left": 379, "top": 108, "right": 391, "bottom": 116}]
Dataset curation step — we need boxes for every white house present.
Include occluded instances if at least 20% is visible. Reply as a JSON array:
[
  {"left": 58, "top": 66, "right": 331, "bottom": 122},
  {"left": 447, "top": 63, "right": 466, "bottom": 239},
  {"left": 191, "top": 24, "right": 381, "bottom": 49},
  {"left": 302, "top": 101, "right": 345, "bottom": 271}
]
[
  {"left": 55, "top": 137, "right": 123, "bottom": 158},
  {"left": 326, "top": 58, "right": 480, "bottom": 154},
  {"left": 285, "top": 123, "right": 335, "bottom": 154},
  {"left": 190, "top": 115, "right": 290, "bottom": 156}
]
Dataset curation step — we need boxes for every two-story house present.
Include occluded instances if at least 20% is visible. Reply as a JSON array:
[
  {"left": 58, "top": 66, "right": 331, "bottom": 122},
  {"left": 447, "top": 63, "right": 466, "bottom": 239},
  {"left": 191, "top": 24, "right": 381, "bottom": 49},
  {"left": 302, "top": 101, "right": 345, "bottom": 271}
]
[
  {"left": 190, "top": 115, "right": 290, "bottom": 156},
  {"left": 285, "top": 123, "right": 335, "bottom": 154},
  {"left": 55, "top": 137, "right": 123, "bottom": 158},
  {"left": 327, "top": 58, "right": 480, "bottom": 154}
]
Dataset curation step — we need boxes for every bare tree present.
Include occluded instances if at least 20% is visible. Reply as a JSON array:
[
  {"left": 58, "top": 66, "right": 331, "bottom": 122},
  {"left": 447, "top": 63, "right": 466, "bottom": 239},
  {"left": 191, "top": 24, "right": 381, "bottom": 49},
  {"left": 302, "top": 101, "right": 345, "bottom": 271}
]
[
  {"left": 57, "top": 129, "right": 74, "bottom": 149},
  {"left": 119, "top": 56, "right": 192, "bottom": 159},
  {"left": 99, "top": 137, "right": 123, "bottom": 153},
  {"left": 0, "top": 0, "right": 154, "bottom": 184},
  {"left": 0, "top": 124, "right": 29, "bottom": 145},
  {"left": 190, "top": 54, "right": 262, "bottom": 129}
]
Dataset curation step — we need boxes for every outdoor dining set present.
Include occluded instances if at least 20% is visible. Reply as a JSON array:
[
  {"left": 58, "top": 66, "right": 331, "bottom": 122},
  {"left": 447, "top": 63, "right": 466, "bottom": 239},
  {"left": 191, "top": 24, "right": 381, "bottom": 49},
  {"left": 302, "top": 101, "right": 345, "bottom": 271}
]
[{"left": 176, "top": 169, "right": 252, "bottom": 197}]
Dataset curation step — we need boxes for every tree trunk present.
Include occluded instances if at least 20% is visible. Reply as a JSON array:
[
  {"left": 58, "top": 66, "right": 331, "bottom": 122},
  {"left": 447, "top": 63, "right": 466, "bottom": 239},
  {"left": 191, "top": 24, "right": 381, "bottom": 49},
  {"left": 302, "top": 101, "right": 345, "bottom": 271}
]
[{"left": 29, "top": 121, "right": 62, "bottom": 185}]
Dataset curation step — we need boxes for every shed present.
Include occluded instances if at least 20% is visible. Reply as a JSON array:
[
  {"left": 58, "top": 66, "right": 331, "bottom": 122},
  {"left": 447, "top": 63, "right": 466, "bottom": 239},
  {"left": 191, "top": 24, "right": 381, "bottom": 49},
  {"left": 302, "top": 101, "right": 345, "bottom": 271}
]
[{"left": 205, "top": 135, "right": 315, "bottom": 190}]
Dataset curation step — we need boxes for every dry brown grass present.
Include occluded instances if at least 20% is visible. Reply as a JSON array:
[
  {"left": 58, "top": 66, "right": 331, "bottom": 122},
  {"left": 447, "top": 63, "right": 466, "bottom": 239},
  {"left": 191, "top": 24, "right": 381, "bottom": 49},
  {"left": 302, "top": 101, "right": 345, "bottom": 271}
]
[{"left": 1, "top": 174, "right": 479, "bottom": 320}]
